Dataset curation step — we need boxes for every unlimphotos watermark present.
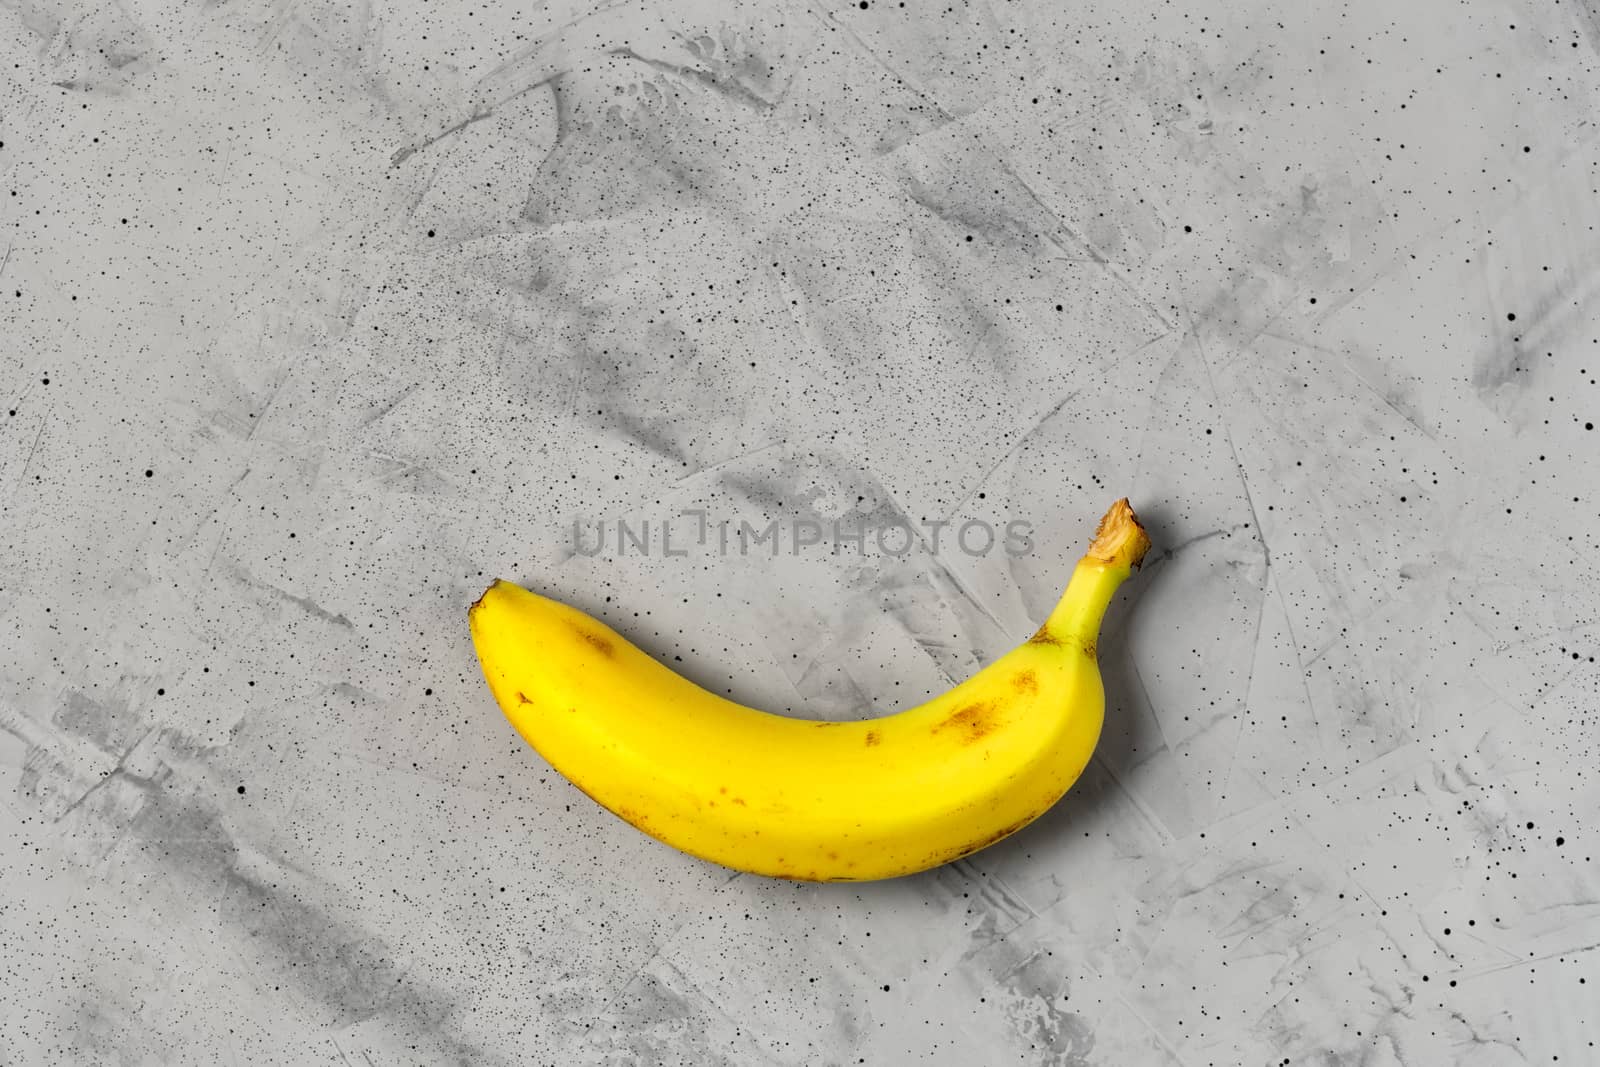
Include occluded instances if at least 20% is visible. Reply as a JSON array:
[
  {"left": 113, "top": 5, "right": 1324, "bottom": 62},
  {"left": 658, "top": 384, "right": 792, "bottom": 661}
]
[{"left": 569, "top": 510, "right": 1034, "bottom": 558}]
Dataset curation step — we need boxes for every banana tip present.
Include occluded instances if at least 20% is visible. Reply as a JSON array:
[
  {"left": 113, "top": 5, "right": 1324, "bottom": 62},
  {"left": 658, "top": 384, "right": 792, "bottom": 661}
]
[
  {"left": 470, "top": 579, "right": 507, "bottom": 616},
  {"left": 1087, "top": 498, "right": 1152, "bottom": 570}
]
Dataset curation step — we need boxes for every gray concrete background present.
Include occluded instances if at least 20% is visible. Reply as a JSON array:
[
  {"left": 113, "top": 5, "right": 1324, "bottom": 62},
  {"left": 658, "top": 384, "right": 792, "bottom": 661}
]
[{"left": 2, "top": 0, "right": 1598, "bottom": 1063}]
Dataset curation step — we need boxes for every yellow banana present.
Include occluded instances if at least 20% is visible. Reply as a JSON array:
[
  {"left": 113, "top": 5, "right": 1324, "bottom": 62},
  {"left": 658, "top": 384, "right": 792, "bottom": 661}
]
[{"left": 468, "top": 499, "right": 1150, "bottom": 881}]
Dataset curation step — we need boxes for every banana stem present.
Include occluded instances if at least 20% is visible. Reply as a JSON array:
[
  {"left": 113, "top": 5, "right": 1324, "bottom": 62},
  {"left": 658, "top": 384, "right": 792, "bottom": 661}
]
[{"left": 1041, "top": 499, "right": 1151, "bottom": 638}]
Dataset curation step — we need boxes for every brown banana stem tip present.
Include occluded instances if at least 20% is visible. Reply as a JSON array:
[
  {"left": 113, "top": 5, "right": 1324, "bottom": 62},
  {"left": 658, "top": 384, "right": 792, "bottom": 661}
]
[{"left": 1086, "top": 498, "right": 1152, "bottom": 570}]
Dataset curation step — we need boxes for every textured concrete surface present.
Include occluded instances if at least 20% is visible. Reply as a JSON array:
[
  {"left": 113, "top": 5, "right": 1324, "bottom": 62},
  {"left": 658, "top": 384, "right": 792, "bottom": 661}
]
[{"left": 2, "top": 0, "right": 1599, "bottom": 1063}]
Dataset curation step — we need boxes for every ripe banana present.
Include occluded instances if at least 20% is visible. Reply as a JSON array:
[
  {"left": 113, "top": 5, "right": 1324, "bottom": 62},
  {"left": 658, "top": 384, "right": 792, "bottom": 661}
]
[{"left": 469, "top": 499, "right": 1150, "bottom": 881}]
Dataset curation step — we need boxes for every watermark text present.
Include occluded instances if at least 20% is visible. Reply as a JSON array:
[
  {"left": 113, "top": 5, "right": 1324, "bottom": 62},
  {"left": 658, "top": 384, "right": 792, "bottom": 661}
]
[{"left": 569, "top": 510, "right": 1034, "bottom": 558}]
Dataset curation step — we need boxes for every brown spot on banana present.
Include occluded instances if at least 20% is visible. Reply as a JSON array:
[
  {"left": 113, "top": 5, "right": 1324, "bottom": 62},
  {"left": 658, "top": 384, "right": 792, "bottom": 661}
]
[
  {"left": 1011, "top": 670, "right": 1037, "bottom": 695},
  {"left": 574, "top": 626, "right": 613, "bottom": 657},
  {"left": 932, "top": 702, "right": 996, "bottom": 744},
  {"left": 864, "top": 729, "right": 881, "bottom": 746},
  {"left": 612, "top": 806, "right": 651, "bottom": 831}
]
